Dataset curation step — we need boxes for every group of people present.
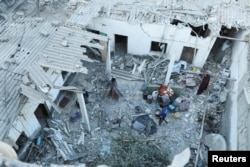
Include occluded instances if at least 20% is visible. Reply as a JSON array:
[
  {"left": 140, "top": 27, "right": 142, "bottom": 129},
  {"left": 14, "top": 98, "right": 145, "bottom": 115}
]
[
  {"left": 156, "top": 84, "right": 175, "bottom": 125},
  {"left": 76, "top": 73, "right": 210, "bottom": 126},
  {"left": 156, "top": 72, "right": 210, "bottom": 125}
]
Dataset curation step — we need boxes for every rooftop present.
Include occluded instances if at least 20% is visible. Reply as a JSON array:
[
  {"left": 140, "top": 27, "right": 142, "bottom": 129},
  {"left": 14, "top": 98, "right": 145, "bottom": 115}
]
[
  {"left": 67, "top": 0, "right": 250, "bottom": 34},
  {"left": 0, "top": 16, "right": 58, "bottom": 140}
]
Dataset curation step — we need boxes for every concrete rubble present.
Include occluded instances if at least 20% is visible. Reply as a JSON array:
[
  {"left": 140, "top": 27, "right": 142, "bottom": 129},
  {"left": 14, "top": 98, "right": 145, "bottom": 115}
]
[
  {"left": 0, "top": 0, "right": 249, "bottom": 167},
  {"left": 18, "top": 48, "right": 231, "bottom": 166}
]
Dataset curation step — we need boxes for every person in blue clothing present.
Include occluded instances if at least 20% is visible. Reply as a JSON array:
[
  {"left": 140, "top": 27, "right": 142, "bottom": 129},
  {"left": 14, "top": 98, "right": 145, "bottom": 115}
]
[{"left": 159, "top": 106, "right": 169, "bottom": 125}]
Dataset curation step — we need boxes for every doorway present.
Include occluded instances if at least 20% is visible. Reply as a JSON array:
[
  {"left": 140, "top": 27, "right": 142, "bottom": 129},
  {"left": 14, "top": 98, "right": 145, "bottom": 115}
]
[
  {"left": 180, "top": 46, "right": 197, "bottom": 64},
  {"left": 15, "top": 132, "right": 28, "bottom": 151},
  {"left": 115, "top": 34, "right": 128, "bottom": 54},
  {"left": 34, "top": 104, "right": 50, "bottom": 127}
]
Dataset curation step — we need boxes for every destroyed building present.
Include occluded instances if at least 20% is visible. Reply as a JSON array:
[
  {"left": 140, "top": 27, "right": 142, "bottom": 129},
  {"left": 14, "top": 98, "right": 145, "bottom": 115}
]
[{"left": 0, "top": 0, "right": 250, "bottom": 166}]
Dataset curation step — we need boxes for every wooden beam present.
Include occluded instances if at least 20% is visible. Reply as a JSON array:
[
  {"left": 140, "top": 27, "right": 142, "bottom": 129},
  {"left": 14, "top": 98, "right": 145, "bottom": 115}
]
[{"left": 76, "top": 92, "right": 91, "bottom": 132}]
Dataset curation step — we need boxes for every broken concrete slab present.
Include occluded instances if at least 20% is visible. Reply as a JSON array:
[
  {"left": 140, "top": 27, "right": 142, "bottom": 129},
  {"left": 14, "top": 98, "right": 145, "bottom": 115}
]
[
  {"left": 168, "top": 147, "right": 191, "bottom": 167},
  {"left": 61, "top": 40, "right": 69, "bottom": 47},
  {"left": 77, "top": 132, "right": 85, "bottom": 145},
  {"left": 204, "top": 133, "right": 227, "bottom": 150}
]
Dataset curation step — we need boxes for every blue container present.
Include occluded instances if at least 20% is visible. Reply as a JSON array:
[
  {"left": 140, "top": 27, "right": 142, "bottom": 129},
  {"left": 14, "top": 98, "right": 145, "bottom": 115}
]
[
  {"left": 36, "top": 136, "right": 42, "bottom": 146},
  {"left": 168, "top": 104, "right": 176, "bottom": 113}
]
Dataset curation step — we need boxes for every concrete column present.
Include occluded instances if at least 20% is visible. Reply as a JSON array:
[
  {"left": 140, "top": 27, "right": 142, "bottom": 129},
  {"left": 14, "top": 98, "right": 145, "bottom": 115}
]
[
  {"left": 164, "top": 52, "right": 175, "bottom": 85},
  {"left": 106, "top": 38, "right": 111, "bottom": 80},
  {"left": 100, "top": 40, "right": 107, "bottom": 62},
  {"left": 76, "top": 92, "right": 91, "bottom": 132},
  {"left": 192, "top": 37, "right": 216, "bottom": 67},
  {"left": 248, "top": 111, "right": 250, "bottom": 149}
]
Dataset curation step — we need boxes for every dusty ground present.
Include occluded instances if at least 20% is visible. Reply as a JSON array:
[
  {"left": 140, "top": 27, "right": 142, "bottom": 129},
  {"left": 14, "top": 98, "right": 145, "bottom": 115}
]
[{"left": 25, "top": 57, "right": 226, "bottom": 167}]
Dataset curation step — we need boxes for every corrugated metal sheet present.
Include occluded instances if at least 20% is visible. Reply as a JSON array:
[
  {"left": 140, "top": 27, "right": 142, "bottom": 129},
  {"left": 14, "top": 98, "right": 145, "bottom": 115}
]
[
  {"left": 66, "top": 0, "right": 103, "bottom": 28},
  {"left": 0, "top": 17, "right": 58, "bottom": 140},
  {"left": 37, "top": 26, "right": 107, "bottom": 73},
  {"left": 27, "top": 62, "right": 53, "bottom": 90}
]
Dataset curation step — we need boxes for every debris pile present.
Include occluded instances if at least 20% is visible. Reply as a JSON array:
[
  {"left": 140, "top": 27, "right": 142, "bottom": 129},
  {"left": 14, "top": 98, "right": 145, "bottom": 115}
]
[
  {"left": 0, "top": 1, "right": 238, "bottom": 166},
  {"left": 21, "top": 49, "right": 233, "bottom": 166}
]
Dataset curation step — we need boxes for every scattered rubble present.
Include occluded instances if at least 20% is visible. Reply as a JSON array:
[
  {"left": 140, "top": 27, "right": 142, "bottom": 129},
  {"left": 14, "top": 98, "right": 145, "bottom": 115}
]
[
  {"left": 20, "top": 51, "right": 230, "bottom": 166},
  {"left": 0, "top": 0, "right": 239, "bottom": 166}
]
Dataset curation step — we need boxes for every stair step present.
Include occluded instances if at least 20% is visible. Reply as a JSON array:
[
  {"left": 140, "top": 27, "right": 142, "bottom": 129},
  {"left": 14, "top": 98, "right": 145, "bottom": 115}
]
[{"left": 112, "top": 69, "right": 144, "bottom": 81}]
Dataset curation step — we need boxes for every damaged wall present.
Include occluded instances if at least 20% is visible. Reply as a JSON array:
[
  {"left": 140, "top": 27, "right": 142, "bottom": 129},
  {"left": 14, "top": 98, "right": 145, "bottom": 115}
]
[
  {"left": 5, "top": 70, "right": 64, "bottom": 148},
  {"left": 235, "top": 30, "right": 250, "bottom": 150},
  {"left": 88, "top": 18, "right": 216, "bottom": 67},
  {"left": 221, "top": 29, "right": 249, "bottom": 150},
  {"left": 5, "top": 101, "right": 41, "bottom": 149}
]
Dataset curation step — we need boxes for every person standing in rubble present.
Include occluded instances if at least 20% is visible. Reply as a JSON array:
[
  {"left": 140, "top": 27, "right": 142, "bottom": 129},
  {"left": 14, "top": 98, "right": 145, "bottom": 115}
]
[
  {"left": 76, "top": 89, "right": 89, "bottom": 107},
  {"left": 159, "top": 106, "right": 169, "bottom": 125},
  {"left": 83, "top": 89, "right": 89, "bottom": 103},
  {"left": 106, "top": 77, "right": 119, "bottom": 100},
  {"left": 197, "top": 73, "right": 210, "bottom": 95}
]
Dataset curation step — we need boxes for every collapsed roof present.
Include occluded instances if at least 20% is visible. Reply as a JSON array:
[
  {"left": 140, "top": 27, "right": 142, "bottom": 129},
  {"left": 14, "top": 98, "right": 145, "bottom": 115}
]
[{"left": 0, "top": 0, "right": 249, "bottom": 165}]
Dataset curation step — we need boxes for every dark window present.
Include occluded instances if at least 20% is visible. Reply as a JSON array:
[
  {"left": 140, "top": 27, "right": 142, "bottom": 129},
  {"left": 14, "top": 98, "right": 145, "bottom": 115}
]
[
  {"left": 180, "top": 46, "right": 197, "bottom": 64},
  {"left": 189, "top": 24, "right": 210, "bottom": 38},
  {"left": 150, "top": 41, "right": 167, "bottom": 53}
]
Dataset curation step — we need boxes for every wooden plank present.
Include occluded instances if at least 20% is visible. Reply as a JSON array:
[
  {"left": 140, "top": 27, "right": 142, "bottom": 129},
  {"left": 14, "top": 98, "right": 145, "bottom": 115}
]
[{"left": 20, "top": 84, "right": 44, "bottom": 103}]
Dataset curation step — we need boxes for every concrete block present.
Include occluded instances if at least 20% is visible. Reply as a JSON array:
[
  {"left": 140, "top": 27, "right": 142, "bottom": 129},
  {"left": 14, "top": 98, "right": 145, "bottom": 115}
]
[
  {"left": 22, "top": 75, "right": 31, "bottom": 85},
  {"left": 16, "top": 11, "right": 25, "bottom": 17},
  {"left": 61, "top": 40, "right": 69, "bottom": 47},
  {"left": 51, "top": 21, "right": 60, "bottom": 27},
  {"left": 0, "top": 38, "right": 9, "bottom": 42},
  {"left": 40, "top": 30, "right": 49, "bottom": 37}
]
